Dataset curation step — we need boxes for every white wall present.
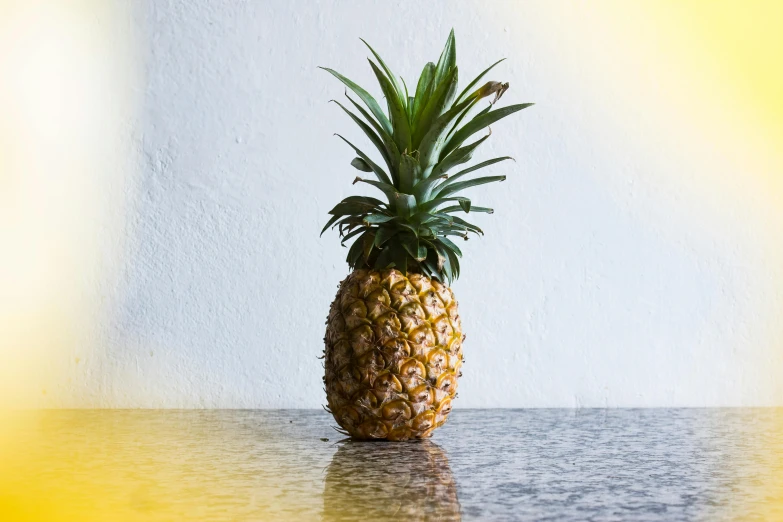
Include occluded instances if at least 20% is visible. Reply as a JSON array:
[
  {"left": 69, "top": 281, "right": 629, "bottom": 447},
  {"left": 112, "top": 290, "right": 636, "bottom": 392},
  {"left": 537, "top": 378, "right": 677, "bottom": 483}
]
[{"left": 45, "top": 0, "right": 783, "bottom": 408}]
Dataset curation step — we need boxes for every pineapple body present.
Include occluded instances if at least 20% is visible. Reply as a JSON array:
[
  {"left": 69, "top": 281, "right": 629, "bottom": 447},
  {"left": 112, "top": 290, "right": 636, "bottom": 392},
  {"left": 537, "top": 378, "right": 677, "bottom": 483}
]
[
  {"left": 324, "top": 269, "right": 463, "bottom": 441},
  {"left": 320, "top": 30, "right": 530, "bottom": 441}
]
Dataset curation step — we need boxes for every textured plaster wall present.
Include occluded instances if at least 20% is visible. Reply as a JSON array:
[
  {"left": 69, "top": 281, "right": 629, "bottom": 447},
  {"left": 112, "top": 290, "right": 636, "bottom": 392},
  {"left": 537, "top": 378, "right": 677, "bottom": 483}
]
[{"left": 49, "top": 0, "right": 783, "bottom": 408}]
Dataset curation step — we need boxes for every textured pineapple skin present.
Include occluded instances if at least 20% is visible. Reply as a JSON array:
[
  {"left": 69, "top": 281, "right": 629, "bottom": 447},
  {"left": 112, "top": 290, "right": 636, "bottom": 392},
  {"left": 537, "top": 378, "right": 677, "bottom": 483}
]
[{"left": 324, "top": 269, "right": 464, "bottom": 441}]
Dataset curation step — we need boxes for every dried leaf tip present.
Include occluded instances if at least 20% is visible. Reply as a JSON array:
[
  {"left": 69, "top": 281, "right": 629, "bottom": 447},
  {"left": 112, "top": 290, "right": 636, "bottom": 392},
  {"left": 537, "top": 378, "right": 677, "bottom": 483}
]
[{"left": 492, "top": 82, "right": 510, "bottom": 104}]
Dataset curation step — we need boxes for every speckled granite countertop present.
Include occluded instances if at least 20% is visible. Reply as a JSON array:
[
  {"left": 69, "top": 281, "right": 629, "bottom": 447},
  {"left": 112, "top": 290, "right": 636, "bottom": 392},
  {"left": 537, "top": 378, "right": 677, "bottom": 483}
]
[{"left": 4, "top": 409, "right": 782, "bottom": 521}]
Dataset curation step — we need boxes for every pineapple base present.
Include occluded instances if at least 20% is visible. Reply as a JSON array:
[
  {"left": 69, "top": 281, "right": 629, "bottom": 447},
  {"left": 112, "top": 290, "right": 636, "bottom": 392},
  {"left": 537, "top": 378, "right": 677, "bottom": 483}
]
[{"left": 323, "top": 269, "right": 464, "bottom": 441}]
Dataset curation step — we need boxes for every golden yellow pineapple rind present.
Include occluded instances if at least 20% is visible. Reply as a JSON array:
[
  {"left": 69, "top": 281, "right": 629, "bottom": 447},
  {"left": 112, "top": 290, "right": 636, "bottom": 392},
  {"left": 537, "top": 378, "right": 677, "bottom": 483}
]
[{"left": 324, "top": 269, "right": 463, "bottom": 441}]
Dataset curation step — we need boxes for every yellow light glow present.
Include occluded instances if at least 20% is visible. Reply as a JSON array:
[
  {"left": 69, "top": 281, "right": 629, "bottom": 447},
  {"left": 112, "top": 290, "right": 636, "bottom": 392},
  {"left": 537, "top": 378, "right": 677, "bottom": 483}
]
[
  {"left": 502, "top": 1, "right": 783, "bottom": 516},
  {"left": 1, "top": 1, "right": 137, "bottom": 518},
  {"left": 1, "top": 0, "right": 781, "bottom": 519}
]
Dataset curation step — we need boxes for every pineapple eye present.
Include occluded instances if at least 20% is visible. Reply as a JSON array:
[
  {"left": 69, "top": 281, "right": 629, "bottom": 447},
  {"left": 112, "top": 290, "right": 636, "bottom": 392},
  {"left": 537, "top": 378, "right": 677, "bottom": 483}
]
[{"left": 381, "top": 399, "right": 412, "bottom": 421}]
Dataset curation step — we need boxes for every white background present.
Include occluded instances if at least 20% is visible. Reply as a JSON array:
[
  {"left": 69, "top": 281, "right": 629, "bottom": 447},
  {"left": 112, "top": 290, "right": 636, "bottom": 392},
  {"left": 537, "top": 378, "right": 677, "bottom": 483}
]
[{"left": 44, "top": 0, "right": 782, "bottom": 408}]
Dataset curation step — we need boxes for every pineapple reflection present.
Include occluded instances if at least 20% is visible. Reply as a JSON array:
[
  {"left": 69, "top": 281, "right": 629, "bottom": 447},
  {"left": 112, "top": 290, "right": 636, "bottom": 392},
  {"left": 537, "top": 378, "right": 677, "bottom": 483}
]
[{"left": 323, "top": 440, "right": 461, "bottom": 521}]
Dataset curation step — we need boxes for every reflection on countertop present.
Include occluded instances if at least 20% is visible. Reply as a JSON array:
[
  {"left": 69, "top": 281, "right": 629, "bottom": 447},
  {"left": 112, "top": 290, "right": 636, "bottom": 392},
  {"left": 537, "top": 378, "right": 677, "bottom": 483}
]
[
  {"left": 1, "top": 409, "right": 782, "bottom": 521},
  {"left": 324, "top": 440, "right": 460, "bottom": 521}
]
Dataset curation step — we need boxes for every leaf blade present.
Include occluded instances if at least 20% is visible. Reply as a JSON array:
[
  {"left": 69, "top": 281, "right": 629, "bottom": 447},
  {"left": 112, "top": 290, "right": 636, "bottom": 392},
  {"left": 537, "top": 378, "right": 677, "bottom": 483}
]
[
  {"left": 454, "top": 58, "right": 507, "bottom": 105},
  {"left": 360, "top": 38, "right": 407, "bottom": 109},
  {"left": 369, "top": 60, "right": 412, "bottom": 153},
  {"left": 443, "top": 102, "right": 534, "bottom": 157},
  {"left": 332, "top": 99, "right": 392, "bottom": 173},
  {"left": 432, "top": 156, "right": 514, "bottom": 197},
  {"left": 431, "top": 29, "right": 456, "bottom": 98},
  {"left": 398, "top": 153, "right": 421, "bottom": 194},
  {"left": 437, "top": 175, "right": 507, "bottom": 198},
  {"left": 412, "top": 62, "right": 436, "bottom": 130},
  {"left": 335, "top": 134, "right": 393, "bottom": 185},
  {"left": 319, "top": 67, "right": 392, "bottom": 135}
]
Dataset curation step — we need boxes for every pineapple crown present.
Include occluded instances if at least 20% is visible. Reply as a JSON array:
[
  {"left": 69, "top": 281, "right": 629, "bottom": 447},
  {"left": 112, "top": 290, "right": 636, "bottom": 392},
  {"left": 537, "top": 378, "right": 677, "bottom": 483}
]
[{"left": 320, "top": 29, "right": 533, "bottom": 285}]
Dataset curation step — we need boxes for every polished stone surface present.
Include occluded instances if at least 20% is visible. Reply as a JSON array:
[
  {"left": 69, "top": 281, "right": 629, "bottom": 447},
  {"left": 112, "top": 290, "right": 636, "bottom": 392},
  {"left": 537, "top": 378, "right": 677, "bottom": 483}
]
[{"left": 3, "top": 409, "right": 782, "bottom": 520}]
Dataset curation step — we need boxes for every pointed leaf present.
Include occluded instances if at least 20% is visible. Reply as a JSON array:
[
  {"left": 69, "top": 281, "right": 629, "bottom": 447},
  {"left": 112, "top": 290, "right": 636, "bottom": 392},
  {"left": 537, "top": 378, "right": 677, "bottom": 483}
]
[
  {"left": 441, "top": 205, "right": 494, "bottom": 214},
  {"left": 443, "top": 102, "right": 534, "bottom": 157},
  {"left": 431, "top": 29, "right": 456, "bottom": 98},
  {"left": 418, "top": 88, "right": 513, "bottom": 168},
  {"left": 434, "top": 241, "right": 459, "bottom": 283},
  {"left": 433, "top": 156, "right": 514, "bottom": 197},
  {"left": 345, "top": 93, "right": 400, "bottom": 181},
  {"left": 398, "top": 153, "right": 421, "bottom": 193},
  {"left": 336, "top": 217, "right": 365, "bottom": 236},
  {"left": 336, "top": 134, "right": 392, "bottom": 185},
  {"left": 416, "top": 213, "right": 454, "bottom": 227},
  {"left": 395, "top": 193, "right": 417, "bottom": 218},
  {"left": 432, "top": 133, "right": 490, "bottom": 178},
  {"left": 374, "top": 226, "right": 398, "bottom": 247},
  {"left": 418, "top": 227, "right": 436, "bottom": 239},
  {"left": 332, "top": 100, "right": 392, "bottom": 171},
  {"left": 328, "top": 201, "right": 382, "bottom": 215},
  {"left": 363, "top": 213, "right": 395, "bottom": 224},
  {"left": 319, "top": 67, "right": 392, "bottom": 134},
  {"left": 390, "top": 243, "right": 409, "bottom": 273},
  {"left": 353, "top": 177, "right": 399, "bottom": 204},
  {"left": 437, "top": 175, "right": 507, "bottom": 198},
  {"left": 351, "top": 157, "right": 372, "bottom": 172},
  {"left": 438, "top": 245, "right": 451, "bottom": 277},
  {"left": 369, "top": 60, "right": 412, "bottom": 152},
  {"left": 347, "top": 232, "right": 367, "bottom": 268},
  {"left": 360, "top": 38, "right": 406, "bottom": 109},
  {"left": 437, "top": 236, "right": 463, "bottom": 257},
  {"left": 362, "top": 229, "right": 376, "bottom": 262},
  {"left": 321, "top": 214, "right": 340, "bottom": 236},
  {"left": 412, "top": 173, "right": 448, "bottom": 202},
  {"left": 454, "top": 58, "right": 507, "bottom": 105},
  {"left": 450, "top": 215, "right": 484, "bottom": 235},
  {"left": 417, "top": 196, "right": 470, "bottom": 214},
  {"left": 375, "top": 245, "right": 394, "bottom": 269},
  {"left": 413, "top": 66, "right": 458, "bottom": 146},
  {"left": 447, "top": 100, "right": 490, "bottom": 141},
  {"left": 446, "top": 247, "right": 460, "bottom": 281},
  {"left": 412, "top": 62, "right": 436, "bottom": 129},
  {"left": 401, "top": 234, "right": 423, "bottom": 261},
  {"left": 340, "top": 226, "right": 367, "bottom": 245},
  {"left": 339, "top": 195, "right": 387, "bottom": 208}
]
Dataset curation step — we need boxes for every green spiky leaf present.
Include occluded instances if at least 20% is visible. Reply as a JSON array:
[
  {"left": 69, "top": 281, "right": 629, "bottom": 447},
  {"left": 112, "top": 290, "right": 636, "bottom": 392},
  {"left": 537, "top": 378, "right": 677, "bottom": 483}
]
[
  {"left": 437, "top": 175, "right": 506, "bottom": 198},
  {"left": 412, "top": 62, "right": 436, "bottom": 128},
  {"left": 321, "top": 31, "right": 533, "bottom": 283},
  {"left": 319, "top": 67, "right": 392, "bottom": 135},
  {"left": 413, "top": 66, "right": 458, "bottom": 146},
  {"left": 374, "top": 226, "right": 398, "bottom": 246},
  {"left": 430, "top": 29, "right": 456, "bottom": 98},
  {"left": 363, "top": 213, "right": 395, "bottom": 224},
  {"left": 369, "top": 60, "right": 411, "bottom": 152},
  {"left": 336, "top": 134, "right": 392, "bottom": 185},
  {"left": 350, "top": 157, "right": 372, "bottom": 172},
  {"left": 398, "top": 153, "right": 421, "bottom": 193},
  {"left": 360, "top": 38, "right": 407, "bottom": 109},
  {"left": 442, "top": 103, "right": 534, "bottom": 157},
  {"left": 455, "top": 58, "right": 506, "bottom": 104}
]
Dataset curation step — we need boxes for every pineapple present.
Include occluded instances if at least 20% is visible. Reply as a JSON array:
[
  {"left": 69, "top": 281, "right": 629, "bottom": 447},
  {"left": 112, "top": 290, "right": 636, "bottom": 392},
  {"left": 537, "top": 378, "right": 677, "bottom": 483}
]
[{"left": 321, "top": 30, "right": 532, "bottom": 441}]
